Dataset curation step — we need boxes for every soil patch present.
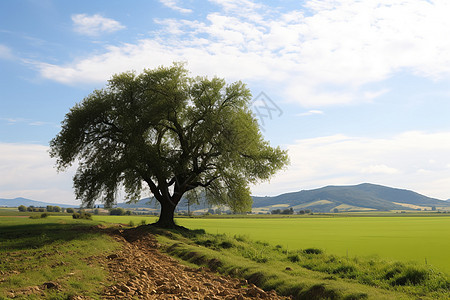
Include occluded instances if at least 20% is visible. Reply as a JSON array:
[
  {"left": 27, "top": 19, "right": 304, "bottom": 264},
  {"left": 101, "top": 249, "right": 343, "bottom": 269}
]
[{"left": 102, "top": 227, "right": 291, "bottom": 299}]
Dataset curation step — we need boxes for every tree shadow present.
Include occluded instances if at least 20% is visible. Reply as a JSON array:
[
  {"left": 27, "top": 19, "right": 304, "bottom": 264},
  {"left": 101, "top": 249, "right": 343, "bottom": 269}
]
[{"left": 0, "top": 221, "right": 100, "bottom": 251}]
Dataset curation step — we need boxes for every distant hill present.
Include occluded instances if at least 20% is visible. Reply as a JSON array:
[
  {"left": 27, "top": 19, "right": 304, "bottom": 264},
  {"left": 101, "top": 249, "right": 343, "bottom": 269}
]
[
  {"left": 252, "top": 183, "right": 450, "bottom": 213},
  {"left": 0, "top": 197, "right": 75, "bottom": 208},
  {"left": 117, "top": 197, "right": 212, "bottom": 212},
  {"left": 7, "top": 183, "right": 446, "bottom": 213}
]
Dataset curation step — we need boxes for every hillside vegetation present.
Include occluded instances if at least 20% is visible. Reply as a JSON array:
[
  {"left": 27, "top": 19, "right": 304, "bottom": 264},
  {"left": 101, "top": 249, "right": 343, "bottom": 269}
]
[
  {"left": 252, "top": 183, "right": 450, "bottom": 213},
  {"left": 155, "top": 226, "right": 450, "bottom": 299}
]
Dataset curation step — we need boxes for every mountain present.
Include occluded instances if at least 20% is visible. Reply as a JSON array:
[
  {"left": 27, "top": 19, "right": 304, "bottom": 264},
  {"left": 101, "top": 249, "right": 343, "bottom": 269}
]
[
  {"left": 252, "top": 183, "right": 450, "bottom": 213},
  {"left": 117, "top": 197, "right": 212, "bottom": 212},
  {"left": 0, "top": 197, "right": 75, "bottom": 208}
]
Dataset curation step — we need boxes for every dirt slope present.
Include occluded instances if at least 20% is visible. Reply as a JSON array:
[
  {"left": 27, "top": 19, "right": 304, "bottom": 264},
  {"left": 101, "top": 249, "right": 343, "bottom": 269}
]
[{"left": 102, "top": 228, "right": 290, "bottom": 299}]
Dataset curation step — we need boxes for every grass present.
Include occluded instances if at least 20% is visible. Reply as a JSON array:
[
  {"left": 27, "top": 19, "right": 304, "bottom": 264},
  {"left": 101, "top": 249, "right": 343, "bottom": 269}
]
[
  {"left": 173, "top": 215, "right": 450, "bottom": 275},
  {"left": 2, "top": 211, "right": 449, "bottom": 299},
  {"left": 151, "top": 226, "right": 450, "bottom": 299},
  {"left": 0, "top": 216, "right": 119, "bottom": 299},
  {"left": 90, "top": 213, "right": 450, "bottom": 275}
]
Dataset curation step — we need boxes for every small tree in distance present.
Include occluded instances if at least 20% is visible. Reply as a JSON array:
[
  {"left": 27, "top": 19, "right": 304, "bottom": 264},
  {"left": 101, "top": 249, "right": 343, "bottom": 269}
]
[
  {"left": 18, "top": 205, "right": 27, "bottom": 212},
  {"left": 50, "top": 63, "right": 289, "bottom": 228}
]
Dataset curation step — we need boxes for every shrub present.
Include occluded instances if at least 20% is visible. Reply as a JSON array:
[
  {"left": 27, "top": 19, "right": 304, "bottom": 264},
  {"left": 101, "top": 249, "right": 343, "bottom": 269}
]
[
  {"left": 29, "top": 213, "right": 49, "bottom": 219},
  {"left": 18, "top": 205, "right": 27, "bottom": 212},
  {"left": 110, "top": 207, "right": 126, "bottom": 215},
  {"left": 288, "top": 254, "right": 301, "bottom": 262},
  {"left": 219, "top": 241, "right": 234, "bottom": 249},
  {"left": 72, "top": 212, "right": 92, "bottom": 220},
  {"left": 391, "top": 268, "right": 429, "bottom": 286},
  {"left": 303, "top": 248, "right": 323, "bottom": 255}
]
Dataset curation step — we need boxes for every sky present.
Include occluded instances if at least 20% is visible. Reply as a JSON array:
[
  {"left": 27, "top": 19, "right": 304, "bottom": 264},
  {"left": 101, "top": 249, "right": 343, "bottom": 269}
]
[{"left": 2, "top": 0, "right": 450, "bottom": 205}]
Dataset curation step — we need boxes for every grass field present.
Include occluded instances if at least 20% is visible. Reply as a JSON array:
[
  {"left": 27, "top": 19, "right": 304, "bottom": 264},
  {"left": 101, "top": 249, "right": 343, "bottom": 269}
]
[
  {"left": 89, "top": 214, "right": 450, "bottom": 275},
  {"left": 0, "top": 216, "right": 118, "bottom": 299},
  {"left": 1, "top": 212, "right": 449, "bottom": 299},
  {"left": 175, "top": 216, "right": 450, "bottom": 275}
]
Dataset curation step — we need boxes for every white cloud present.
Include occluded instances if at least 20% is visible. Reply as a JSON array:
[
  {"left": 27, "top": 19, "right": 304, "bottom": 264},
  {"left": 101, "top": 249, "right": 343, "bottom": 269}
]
[
  {"left": 72, "top": 14, "right": 125, "bottom": 36},
  {"left": 252, "top": 131, "right": 450, "bottom": 200},
  {"left": 0, "top": 44, "right": 14, "bottom": 60},
  {"left": 159, "top": 0, "right": 192, "bottom": 14},
  {"left": 0, "top": 143, "right": 77, "bottom": 205},
  {"left": 297, "top": 110, "right": 324, "bottom": 116},
  {"left": 361, "top": 164, "right": 399, "bottom": 175},
  {"left": 35, "top": 1, "right": 450, "bottom": 107}
]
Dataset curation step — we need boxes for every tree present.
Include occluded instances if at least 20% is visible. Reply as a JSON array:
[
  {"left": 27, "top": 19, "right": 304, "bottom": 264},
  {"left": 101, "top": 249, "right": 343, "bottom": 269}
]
[
  {"left": 50, "top": 64, "right": 289, "bottom": 228},
  {"left": 66, "top": 208, "right": 74, "bottom": 213},
  {"left": 53, "top": 206, "right": 61, "bottom": 212},
  {"left": 110, "top": 207, "right": 126, "bottom": 216},
  {"left": 46, "top": 205, "right": 54, "bottom": 212},
  {"left": 18, "top": 205, "right": 27, "bottom": 212}
]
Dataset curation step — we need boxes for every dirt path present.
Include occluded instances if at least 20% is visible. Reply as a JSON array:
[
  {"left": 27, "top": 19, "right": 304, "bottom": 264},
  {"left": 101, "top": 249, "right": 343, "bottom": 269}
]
[{"left": 102, "top": 228, "right": 290, "bottom": 299}]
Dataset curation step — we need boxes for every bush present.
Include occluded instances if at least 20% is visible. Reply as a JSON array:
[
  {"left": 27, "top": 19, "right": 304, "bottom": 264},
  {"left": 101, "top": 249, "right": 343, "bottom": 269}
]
[
  {"left": 29, "top": 213, "right": 49, "bottom": 219},
  {"left": 66, "top": 208, "right": 74, "bottom": 213},
  {"left": 391, "top": 268, "right": 429, "bottom": 286},
  {"left": 303, "top": 248, "right": 323, "bottom": 255},
  {"left": 288, "top": 254, "right": 301, "bottom": 262},
  {"left": 18, "top": 205, "right": 27, "bottom": 212},
  {"left": 110, "top": 207, "right": 126, "bottom": 215},
  {"left": 72, "top": 212, "right": 92, "bottom": 220}
]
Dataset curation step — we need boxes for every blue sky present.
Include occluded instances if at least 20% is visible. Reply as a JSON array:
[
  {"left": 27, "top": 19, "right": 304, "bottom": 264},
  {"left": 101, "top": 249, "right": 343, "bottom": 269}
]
[{"left": 2, "top": 0, "right": 450, "bottom": 205}]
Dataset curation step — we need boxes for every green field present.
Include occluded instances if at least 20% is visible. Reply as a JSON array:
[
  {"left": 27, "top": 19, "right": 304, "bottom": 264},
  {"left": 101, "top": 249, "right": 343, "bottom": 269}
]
[
  {"left": 1, "top": 212, "right": 449, "bottom": 299},
  {"left": 90, "top": 214, "right": 450, "bottom": 275},
  {"left": 175, "top": 216, "right": 450, "bottom": 275}
]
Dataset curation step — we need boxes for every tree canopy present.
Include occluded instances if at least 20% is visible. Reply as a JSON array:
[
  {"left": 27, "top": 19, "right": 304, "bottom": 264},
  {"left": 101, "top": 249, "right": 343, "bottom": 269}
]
[{"left": 50, "top": 64, "right": 289, "bottom": 227}]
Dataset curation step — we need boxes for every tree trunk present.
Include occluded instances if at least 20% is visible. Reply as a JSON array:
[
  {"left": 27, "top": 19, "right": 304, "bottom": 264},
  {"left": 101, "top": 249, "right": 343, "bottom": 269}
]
[{"left": 155, "top": 198, "right": 177, "bottom": 228}]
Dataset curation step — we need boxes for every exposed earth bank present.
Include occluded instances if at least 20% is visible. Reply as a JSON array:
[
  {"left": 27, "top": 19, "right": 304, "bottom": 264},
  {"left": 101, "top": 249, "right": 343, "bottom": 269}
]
[{"left": 101, "top": 227, "right": 290, "bottom": 299}]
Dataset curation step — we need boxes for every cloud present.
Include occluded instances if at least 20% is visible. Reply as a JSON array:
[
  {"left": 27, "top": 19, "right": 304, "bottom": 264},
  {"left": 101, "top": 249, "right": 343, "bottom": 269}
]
[
  {"left": 159, "top": 0, "right": 192, "bottom": 14},
  {"left": 35, "top": 1, "right": 450, "bottom": 107},
  {"left": 297, "top": 110, "right": 324, "bottom": 117},
  {"left": 0, "top": 44, "right": 14, "bottom": 60},
  {"left": 0, "top": 143, "right": 78, "bottom": 204},
  {"left": 72, "top": 14, "right": 125, "bottom": 36},
  {"left": 251, "top": 131, "right": 450, "bottom": 200},
  {"left": 0, "top": 117, "right": 56, "bottom": 127},
  {"left": 361, "top": 164, "right": 399, "bottom": 175}
]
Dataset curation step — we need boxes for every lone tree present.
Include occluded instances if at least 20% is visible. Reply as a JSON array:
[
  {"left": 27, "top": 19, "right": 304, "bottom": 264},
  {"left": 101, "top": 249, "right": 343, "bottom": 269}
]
[{"left": 50, "top": 64, "right": 289, "bottom": 228}]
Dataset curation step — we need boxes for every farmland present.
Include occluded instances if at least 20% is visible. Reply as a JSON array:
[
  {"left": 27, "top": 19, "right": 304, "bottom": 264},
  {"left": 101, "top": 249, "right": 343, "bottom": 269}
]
[
  {"left": 1, "top": 211, "right": 449, "bottom": 299},
  {"left": 90, "top": 213, "right": 450, "bottom": 275},
  {"left": 176, "top": 215, "right": 450, "bottom": 275}
]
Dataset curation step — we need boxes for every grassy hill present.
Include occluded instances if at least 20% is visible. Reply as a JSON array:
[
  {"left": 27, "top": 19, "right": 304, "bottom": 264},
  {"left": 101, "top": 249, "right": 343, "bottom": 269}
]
[
  {"left": 0, "top": 197, "right": 74, "bottom": 208},
  {"left": 252, "top": 183, "right": 450, "bottom": 213}
]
